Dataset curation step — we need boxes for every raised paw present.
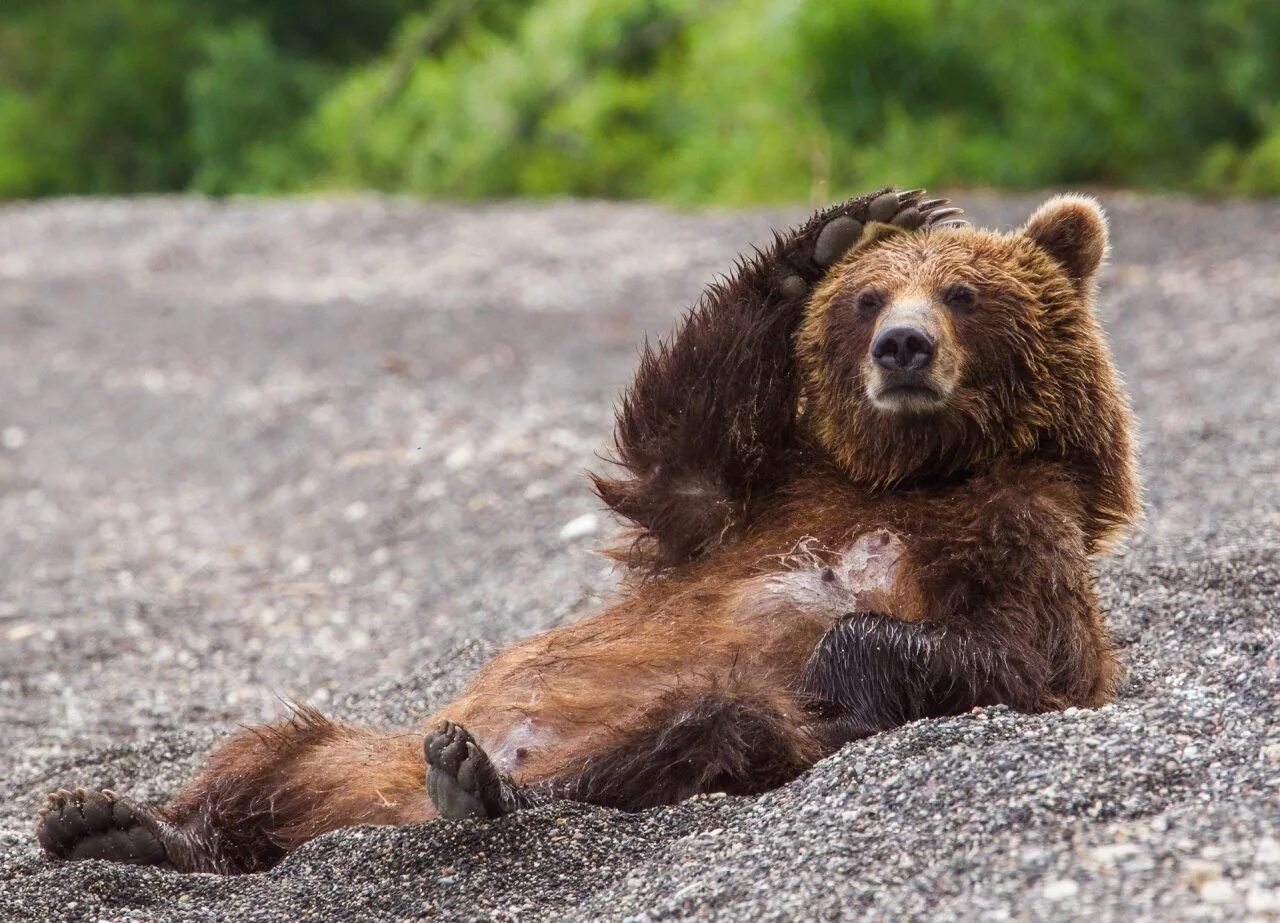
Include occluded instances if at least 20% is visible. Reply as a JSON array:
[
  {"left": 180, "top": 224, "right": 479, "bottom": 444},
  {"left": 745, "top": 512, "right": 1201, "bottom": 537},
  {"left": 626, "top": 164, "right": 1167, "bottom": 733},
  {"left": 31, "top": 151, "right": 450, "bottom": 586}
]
[
  {"left": 35, "top": 787, "right": 168, "bottom": 865},
  {"left": 814, "top": 188, "right": 967, "bottom": 268},
  {"left": 425, "top": 721, "right": 516, "bottom": 821},
  {"left": 780, "top": 188, "right": 968, "bottom": 296}
]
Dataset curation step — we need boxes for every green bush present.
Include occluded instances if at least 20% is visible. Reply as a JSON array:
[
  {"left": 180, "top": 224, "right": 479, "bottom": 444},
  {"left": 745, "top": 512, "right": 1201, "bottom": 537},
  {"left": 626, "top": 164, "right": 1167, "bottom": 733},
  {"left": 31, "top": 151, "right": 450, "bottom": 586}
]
[
  {"left": 2, "top": 0, "right": 1279, "bottom": 200},
  {"left": 0, "top": 0, "right": 197, "bottom": 197},
  {"left": 307, "top": 0, "right": 1280, "bottom": 203},
  {"left": 309, "top": 0, "right": 687, "bottom": 198},
  {"left": 199, "top": 0, "right": 422, "bottom": 64},
  {"left": 188, "top": 22, "right": 330, "bottom": 194}
]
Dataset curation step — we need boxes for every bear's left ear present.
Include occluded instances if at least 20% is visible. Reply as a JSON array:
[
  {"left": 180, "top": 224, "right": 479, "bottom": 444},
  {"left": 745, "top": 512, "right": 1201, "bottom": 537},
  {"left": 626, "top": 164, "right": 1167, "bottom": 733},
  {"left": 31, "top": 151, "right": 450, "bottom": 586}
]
[{"left": 1022, "top": 194, "right": 1109, "bottom": 289}]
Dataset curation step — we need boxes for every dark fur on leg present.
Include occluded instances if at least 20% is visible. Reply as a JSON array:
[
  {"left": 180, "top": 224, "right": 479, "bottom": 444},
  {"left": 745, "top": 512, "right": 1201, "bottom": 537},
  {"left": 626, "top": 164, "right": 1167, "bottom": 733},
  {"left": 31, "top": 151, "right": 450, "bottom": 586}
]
[
  {"left": 798, "top": 613, "right": 1043, "bottom": 749},
  {"left": 553, "top": 685, "right": 823, "bottom": 810},
  {"left": 145, "top": 705, "right": 344, "bottom": 873},
  {"left": 593, "top": 189, "right": 965, "bottom": 574}
]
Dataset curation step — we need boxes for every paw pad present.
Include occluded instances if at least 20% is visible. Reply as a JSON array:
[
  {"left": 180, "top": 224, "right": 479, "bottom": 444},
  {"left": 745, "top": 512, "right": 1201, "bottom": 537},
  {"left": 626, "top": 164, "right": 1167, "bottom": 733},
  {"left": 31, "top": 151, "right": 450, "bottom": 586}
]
[
  {"left": 779, "top": 274, "right": 808, "bottom": 299},
  {"left": 813, "top": 216, "right": 865, "bottom": 267},
  {"left": 867, "top": 191, "right": 904, "bottom": 223},
  {"left": 425, "top": 721, "right": 514, "bottom": 820}
]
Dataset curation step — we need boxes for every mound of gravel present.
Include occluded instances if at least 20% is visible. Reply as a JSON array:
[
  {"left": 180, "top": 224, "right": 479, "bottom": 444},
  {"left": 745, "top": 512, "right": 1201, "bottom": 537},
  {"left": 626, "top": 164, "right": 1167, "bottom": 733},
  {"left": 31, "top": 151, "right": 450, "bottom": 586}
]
[{"left": 0, "top": 194, "right": 1276, "bottom": 922}]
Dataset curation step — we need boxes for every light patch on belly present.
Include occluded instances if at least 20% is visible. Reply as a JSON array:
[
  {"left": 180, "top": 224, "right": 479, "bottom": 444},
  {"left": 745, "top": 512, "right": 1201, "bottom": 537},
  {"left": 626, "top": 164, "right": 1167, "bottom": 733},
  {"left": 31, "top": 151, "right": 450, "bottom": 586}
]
[
  {"left": 736, "top": 531, "right": 909, "bottom": 624},
  {"left": 485, "top": 717, "right": 555, "bottom": 774}
]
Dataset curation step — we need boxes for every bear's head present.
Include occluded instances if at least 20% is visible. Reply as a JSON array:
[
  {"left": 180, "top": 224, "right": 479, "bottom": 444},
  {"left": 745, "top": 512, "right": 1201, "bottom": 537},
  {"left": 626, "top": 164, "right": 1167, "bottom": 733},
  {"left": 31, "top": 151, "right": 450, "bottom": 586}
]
[{"left": 797, "top": 194, "right": 1139, "bottom": 552}]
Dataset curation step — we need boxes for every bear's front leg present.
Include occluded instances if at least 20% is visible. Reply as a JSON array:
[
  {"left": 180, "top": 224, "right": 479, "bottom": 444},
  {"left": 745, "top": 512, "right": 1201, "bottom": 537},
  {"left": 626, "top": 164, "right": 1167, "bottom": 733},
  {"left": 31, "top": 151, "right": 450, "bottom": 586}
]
[
  {"left": 797, "top": 484, "right": 1120, "bottom": 749},
  {"left": 798, "top": 611, "right": 1017, "bottom": 749},
  {"left": 593, "top": 189, "right": 966, "bottom": 573}
]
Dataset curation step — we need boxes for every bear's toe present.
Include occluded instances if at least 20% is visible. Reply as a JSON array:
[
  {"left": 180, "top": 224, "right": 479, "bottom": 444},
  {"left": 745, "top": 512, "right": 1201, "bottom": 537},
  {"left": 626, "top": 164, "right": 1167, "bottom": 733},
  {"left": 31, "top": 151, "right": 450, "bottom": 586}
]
[
  {"left": 868, "top": 191, "right": 904, "bottom": 223},
  {"left": 814, "top": 216, "right": 866, "bottom": 267}
]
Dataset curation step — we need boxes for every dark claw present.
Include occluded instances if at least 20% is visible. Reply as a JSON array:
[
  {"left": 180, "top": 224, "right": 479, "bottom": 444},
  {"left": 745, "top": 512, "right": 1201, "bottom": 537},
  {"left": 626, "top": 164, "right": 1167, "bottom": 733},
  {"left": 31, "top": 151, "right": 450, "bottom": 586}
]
[
  {"left": 933, "top": 217, "right": 971, "bottom": 228},
  {"left": 917, "top": 197, "right": 950, "bottom": 211},
  {"left": 925, "top": 207, "right": 966, "bottom": 224}
]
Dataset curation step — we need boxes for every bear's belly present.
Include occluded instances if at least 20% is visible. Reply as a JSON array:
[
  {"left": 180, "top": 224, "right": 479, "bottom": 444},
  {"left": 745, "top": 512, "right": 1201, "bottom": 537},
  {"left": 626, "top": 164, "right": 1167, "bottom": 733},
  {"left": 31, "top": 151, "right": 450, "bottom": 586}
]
[
  {"left": 461, "top": 532, "right": 914, "bottom": 780},
  {"left": 732, "top": 530, "right": 913, "bottom": 626}
]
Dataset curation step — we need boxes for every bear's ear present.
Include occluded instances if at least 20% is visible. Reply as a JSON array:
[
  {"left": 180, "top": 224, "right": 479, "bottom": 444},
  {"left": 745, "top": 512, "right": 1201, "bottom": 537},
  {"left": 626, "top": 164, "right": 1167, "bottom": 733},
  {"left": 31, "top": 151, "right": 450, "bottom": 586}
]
[{"left": 1021, "top": 194, "right": 1109, "bottom": 288}]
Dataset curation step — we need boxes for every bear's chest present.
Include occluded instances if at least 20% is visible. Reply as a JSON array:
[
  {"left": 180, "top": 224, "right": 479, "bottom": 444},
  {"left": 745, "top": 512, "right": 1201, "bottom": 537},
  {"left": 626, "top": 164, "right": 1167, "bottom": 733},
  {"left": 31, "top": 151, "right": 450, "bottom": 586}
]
[{"left": 732, "top": 529, "right": 915, "bottom": 628}]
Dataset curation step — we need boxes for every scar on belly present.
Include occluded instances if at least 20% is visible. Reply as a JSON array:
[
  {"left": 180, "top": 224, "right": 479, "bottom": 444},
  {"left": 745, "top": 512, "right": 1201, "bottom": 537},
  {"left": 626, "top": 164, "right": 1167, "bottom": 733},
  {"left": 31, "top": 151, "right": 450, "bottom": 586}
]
[
  {"left": 748, "top": 531, "right": 909, "bottom": 620},
  {"left": 485, "top": 717, "right": 554, "bottom": 774},
  {"left": 824, "top": 530, "right": 905, "bottom": 613}
]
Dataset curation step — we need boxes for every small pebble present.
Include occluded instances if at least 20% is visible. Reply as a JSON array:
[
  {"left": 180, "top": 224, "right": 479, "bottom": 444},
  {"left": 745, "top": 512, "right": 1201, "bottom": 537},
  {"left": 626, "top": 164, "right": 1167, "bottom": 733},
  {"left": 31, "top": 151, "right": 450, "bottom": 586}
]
[
  {"left": 1043, "top": 880, "right": 1079, "bottom": 901},
  {"left": 1198, "top": 879, "right": 1234, "bottom": 904},
  {"left": 1, "top": 426, "right": 26, "bottom": 450},
  {"left": 559, "top": 513, "right": 599, "bottom": 541}
]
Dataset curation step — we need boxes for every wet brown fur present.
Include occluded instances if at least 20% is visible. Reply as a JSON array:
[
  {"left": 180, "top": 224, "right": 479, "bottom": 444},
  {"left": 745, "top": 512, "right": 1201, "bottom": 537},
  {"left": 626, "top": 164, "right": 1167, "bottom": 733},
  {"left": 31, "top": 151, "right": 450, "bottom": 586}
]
[{"left": 38, "top": 191, "right": 1139, "bottom": 874}]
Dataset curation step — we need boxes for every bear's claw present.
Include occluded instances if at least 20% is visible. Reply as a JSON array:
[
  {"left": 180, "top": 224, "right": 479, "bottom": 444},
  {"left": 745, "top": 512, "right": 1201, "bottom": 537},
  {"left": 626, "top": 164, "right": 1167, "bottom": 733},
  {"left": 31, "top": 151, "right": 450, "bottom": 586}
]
[{"left": 35, "top": 787, "right": 168, "bottom": 865}]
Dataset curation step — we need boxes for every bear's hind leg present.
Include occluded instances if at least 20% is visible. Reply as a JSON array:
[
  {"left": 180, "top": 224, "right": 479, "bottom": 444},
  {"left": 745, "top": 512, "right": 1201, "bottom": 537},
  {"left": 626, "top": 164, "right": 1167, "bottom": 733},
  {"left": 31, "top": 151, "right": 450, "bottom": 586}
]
[
  {"left": 425, "top": 687, "right": 821, "bottom": 821},
  {"left": 558, "top": 684, "right": 823, "bottom": 811},
  {"left": 35, "top": 706, "right": 431, "bottom": 874}
]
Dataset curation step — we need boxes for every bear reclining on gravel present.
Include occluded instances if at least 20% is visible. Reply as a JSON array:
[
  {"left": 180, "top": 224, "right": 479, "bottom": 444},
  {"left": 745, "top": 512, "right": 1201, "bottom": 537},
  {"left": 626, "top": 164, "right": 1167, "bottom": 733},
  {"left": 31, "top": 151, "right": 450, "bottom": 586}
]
[{"left": 36, "top": 188, "right": 1138, "bottom": 873}]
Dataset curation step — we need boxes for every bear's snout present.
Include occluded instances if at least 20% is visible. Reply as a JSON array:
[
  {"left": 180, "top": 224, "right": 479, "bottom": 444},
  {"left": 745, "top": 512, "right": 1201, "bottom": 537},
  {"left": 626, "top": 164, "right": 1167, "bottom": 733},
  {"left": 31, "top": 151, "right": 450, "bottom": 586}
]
[{"left": 872, "top": 325, "right": 935, "bottom": 372}]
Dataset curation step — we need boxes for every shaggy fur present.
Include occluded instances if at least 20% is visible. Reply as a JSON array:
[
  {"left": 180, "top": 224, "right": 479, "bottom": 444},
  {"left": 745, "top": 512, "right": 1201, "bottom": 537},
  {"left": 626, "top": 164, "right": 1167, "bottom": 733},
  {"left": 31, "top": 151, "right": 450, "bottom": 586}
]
[
  {"left": 35, "top": 189, "right": 1139, "bottom": 875},
  {"left": 591, "top": 188, "right": 901, "bottom": 572}
]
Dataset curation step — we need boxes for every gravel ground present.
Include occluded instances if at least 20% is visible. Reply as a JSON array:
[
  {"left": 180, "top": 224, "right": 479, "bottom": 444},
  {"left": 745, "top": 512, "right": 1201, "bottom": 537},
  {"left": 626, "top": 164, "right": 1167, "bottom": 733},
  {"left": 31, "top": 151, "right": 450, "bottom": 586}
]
[{"left": 0, "top": 194, "right": 1276, "bottom": 922}]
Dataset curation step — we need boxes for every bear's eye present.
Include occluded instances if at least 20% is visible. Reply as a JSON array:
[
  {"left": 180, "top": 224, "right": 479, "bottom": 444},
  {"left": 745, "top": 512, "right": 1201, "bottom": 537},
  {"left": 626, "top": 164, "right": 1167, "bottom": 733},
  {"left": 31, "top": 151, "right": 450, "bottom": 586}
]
[
  {"left": 942, "top": 283, "right": 979, "bottom": 313},
  {"left": 854, "top": 287, "right": 885, "bottom": 319}
]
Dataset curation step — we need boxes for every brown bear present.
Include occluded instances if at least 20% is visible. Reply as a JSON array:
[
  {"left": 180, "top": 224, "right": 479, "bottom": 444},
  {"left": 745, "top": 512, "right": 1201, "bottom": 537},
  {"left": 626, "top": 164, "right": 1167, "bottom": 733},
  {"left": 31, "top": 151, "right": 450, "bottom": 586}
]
[{"left": 34, "top": 187, "right": 1139, "bottom": 874}]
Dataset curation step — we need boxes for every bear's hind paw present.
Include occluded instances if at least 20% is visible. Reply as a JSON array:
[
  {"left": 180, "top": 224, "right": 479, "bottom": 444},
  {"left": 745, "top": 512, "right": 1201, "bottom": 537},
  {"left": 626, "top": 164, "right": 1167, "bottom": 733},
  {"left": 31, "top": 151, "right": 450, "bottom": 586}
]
[
  {"left": 35, "top": 788, "right": 169, "bottom": 865},
  {"left": 425, "top": 722, "right": 518, "bottom": 821}
]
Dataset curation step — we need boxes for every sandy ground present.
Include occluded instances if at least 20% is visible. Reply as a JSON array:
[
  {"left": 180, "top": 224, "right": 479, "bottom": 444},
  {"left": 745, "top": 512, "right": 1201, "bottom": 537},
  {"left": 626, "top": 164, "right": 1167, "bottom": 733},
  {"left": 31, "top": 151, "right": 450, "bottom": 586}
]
[{"left": 0, "top": 194, "right": 1276, "bottom": 921}]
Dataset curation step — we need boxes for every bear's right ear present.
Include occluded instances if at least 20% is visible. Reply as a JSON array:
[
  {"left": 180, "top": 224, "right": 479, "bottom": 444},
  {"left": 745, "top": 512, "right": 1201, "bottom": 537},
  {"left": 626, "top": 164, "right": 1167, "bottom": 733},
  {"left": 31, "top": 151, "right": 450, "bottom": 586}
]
[{"left": 1022, "top": 194, "right": 1109, "bottom": 289}]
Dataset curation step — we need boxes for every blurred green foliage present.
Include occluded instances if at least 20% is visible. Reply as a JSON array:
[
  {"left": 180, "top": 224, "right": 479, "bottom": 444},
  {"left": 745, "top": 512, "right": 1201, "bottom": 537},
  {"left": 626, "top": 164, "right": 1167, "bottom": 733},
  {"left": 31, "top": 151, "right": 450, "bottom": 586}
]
[{"left": 2, "top": 0, "right": 1279, "bottom": 201}]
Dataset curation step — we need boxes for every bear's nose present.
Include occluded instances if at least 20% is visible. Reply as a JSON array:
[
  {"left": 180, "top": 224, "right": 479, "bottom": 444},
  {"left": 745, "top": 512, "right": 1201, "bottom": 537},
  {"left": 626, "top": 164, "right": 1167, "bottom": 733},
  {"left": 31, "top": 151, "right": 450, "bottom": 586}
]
[{"left": 872, "top": 326, "right": 935, "bottom": 371}]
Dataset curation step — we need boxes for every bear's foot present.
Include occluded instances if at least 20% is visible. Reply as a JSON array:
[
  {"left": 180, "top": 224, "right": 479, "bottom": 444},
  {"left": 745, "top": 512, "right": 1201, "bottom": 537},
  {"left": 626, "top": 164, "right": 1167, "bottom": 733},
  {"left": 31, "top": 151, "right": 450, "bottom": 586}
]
[
  {"left": 36, "top": 788, "right": 169, "bottom": 865},
  {"left": 425, "top": 721, "right": 519, "bottom": 820}
]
